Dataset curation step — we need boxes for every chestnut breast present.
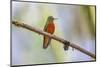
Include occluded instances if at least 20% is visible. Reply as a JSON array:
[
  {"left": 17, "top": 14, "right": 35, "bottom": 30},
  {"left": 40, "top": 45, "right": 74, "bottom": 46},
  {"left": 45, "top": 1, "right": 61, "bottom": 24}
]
[{"left": 46, "top": 22, "right": 55, "bottom": 34}]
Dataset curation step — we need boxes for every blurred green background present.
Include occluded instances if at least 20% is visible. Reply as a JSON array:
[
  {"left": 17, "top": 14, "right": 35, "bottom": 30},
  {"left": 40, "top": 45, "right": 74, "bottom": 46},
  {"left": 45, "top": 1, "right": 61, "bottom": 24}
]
[{"left": 12, "top": 1, "right": 96, "bottom": 65}]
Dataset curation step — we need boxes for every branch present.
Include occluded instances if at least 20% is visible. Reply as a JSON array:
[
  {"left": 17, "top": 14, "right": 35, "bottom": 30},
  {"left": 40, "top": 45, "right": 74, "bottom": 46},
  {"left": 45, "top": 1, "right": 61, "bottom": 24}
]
[{"left": 12, "top": 21, "right": 96, "bottom": 59}]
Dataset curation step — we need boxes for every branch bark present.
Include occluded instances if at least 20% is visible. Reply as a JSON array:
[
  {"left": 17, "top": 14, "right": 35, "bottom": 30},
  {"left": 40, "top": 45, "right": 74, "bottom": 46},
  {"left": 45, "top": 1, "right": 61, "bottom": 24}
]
[{"left": 12, "top": 21, "right": 96, "bottom": 59}]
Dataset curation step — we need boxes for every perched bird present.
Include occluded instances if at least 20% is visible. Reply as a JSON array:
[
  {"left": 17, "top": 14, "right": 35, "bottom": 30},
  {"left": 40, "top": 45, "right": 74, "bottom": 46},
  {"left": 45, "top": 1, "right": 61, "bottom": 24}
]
[{"left": 43, "top": 16, "right": 56, "bottom": 49}]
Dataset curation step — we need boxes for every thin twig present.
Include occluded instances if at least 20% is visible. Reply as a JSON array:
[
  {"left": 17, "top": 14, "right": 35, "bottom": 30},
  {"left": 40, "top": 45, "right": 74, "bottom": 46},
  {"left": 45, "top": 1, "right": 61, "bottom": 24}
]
[{"left": 12, "top": 21, "right": 96, "bottom": 59}]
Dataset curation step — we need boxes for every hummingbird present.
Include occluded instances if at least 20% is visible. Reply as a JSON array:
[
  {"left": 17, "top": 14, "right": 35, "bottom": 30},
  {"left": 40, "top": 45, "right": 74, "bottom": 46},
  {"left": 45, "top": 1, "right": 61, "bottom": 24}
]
[{"left": 43, "top": 16, "right": 56, "bottom": 49}]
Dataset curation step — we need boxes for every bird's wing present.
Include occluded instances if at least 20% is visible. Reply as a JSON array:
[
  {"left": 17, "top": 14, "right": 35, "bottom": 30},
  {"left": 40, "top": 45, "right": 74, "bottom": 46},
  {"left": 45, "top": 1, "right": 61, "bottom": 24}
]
[
  {"left": 43, "top": 20, "right": 49, "bottom": 31},
  {"left": 43, "top": 19, "right": 51, "bottom": 49}
]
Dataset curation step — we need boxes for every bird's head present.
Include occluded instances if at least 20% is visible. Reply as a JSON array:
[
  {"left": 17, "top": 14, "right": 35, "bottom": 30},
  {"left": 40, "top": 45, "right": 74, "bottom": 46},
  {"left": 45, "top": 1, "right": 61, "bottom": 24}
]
[{"left": 47, "top": 16, "right": 57, "bottom": 22}]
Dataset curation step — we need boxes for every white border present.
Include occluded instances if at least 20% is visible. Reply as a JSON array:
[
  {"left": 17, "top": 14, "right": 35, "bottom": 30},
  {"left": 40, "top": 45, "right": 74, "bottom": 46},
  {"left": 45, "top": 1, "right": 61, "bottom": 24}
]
[{"left": 0, "top": 0, "right": 99, "bottom": 67}]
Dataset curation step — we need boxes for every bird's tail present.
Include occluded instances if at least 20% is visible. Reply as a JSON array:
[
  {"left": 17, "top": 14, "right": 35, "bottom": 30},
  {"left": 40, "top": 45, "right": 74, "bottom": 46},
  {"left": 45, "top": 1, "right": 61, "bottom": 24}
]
[{"left": 43, "top": 36, "right": 51, "bottom": 49}]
